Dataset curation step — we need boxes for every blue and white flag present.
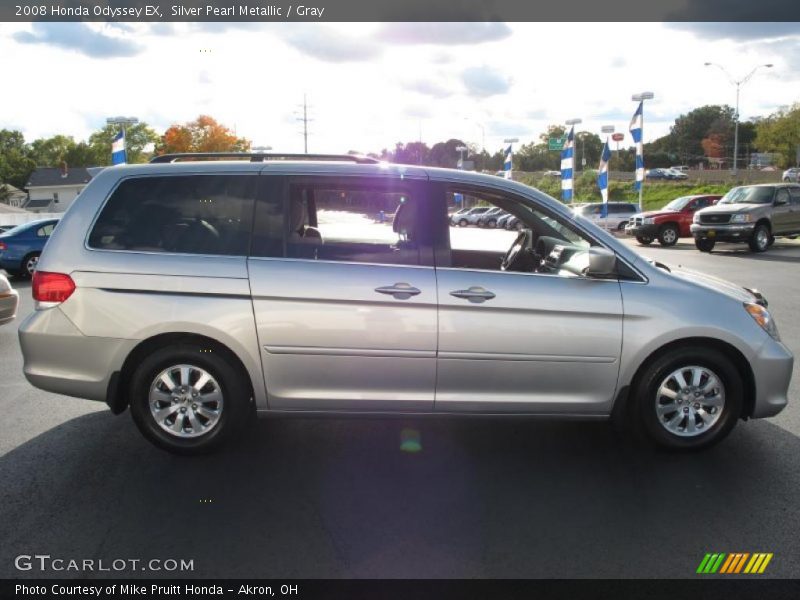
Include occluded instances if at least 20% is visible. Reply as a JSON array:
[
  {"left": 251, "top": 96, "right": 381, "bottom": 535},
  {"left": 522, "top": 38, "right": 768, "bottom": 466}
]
[
  {"left": 630, "top": 102, "right": 643, "bottom": 191},
  {"left": 503, "top": 144, "right": 512, "bottom": 179},
  {"left": 598, "top": 138, "right": 612, "bottom": 211},
  {"left": 560, "top": 126, "right": 575, "bottom": 202},
  {"left": 111, "top": 130, "right": 126, "bottom": 165}
]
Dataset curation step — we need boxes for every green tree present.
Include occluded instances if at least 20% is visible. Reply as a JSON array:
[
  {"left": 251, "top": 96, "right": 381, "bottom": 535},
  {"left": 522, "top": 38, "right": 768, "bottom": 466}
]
[
  {"left": 89, "top": 122, "right": 160, "bottom": 165},
  {"left": 0, "top": 129, "right": 36, "bottom": 190},
  {"left": 755, "top": 103, "right": 800, "bottom": 168},
  {"left": 29, "top": 134, "right": 77, "bottom": 166}
]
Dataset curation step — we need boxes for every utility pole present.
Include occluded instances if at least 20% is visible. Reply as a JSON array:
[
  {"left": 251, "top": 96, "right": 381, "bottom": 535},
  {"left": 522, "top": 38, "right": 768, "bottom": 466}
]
[{"left": 296, "top": 93, "right": 311, "bottom": 154}]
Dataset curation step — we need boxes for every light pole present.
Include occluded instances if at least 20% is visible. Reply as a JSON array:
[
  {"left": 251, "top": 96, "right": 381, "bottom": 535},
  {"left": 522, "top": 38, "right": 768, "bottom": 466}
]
[
  {"left": 631, "top": 92, "right": 654, "bottom": 212},
  {"left": 464, "top": 118, "right": 486, "bottom": 152},
  {"left": 704, "top": 62, "right": 773, "bottom": 174}
]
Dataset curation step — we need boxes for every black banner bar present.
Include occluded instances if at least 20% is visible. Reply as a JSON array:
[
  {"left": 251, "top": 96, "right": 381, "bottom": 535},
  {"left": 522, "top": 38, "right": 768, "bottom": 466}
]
[
  {"left": 3, "top": 579, "right": 800, "bottom": 600},
  {"left": 2, "top": 0, "right": 800, "bottom": 22}
]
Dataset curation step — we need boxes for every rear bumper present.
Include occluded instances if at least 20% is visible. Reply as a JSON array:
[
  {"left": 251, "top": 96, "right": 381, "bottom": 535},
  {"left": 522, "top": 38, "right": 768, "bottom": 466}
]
[
  {"left": 18, "top": 306, "right": 135, "bottom": 403},
  {"left": 751, "top": 337, "right": 793, "bottom": 418},
  {"left": 690, "top": 223, "right": 755, "bottom": 242}
]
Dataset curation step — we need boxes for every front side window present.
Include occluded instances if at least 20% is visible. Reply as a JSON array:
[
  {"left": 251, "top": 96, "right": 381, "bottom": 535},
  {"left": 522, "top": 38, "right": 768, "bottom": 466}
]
[
  {"left": 445, "top": 186, "right": 594, "bottom": 276},
  {"left": 775, "top": 189, "right": 790, "bottom": 205},
  {"left": 37, "top": 223, "right": 55, "bottom": 237},
  {"left": 88, "top": 175, "right": 256, "bottom": 256}
]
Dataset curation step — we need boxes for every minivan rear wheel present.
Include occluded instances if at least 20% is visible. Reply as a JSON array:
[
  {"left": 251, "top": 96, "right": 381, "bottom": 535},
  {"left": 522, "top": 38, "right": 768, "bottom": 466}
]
[
  {"left": 633, "top": 347, "right": 742, "bottom": 451},
  {"left": 129, "top": 344, "right": 251, "bottom": 454}
]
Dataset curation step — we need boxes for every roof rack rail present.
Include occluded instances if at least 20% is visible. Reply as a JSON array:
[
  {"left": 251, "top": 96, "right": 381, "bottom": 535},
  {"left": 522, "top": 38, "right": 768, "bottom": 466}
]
[{"left": 150, "top": 152, "right": 380, "bottom": 164}]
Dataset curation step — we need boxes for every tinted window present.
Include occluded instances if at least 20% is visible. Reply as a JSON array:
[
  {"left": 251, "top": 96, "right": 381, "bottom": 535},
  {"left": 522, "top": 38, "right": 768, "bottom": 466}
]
[
  {"left": 775, "top": 189, "right": 790, "bottom": 205},
  {"left": 37, "top": 223, "right": 55, "bottom": 237},
  {"left": 255, "top": 178, "right": 422, "bottom": 266},
  {"left": 89, "top": 175, "right": 256, "bottom": 256},
  {"left": 789, "top": 188, "right": 800, "bottom": 204}
]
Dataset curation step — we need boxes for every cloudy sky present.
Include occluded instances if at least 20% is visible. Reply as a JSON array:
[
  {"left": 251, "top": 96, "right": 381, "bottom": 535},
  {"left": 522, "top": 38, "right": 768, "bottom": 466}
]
[{"left": 1, "top": 21, "right": 798, "bottom": 154}]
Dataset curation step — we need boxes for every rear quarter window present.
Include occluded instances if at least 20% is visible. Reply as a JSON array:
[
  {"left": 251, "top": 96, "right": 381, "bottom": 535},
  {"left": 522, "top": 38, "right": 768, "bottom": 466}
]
[{"left": 88, "top": 175, "right": 256, "bottom": 256}]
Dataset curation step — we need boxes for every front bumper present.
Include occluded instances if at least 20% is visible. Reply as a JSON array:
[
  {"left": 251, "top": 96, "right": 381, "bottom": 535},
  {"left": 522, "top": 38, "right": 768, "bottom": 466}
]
[
  {"left": 750, "top": 336, "right": 794, "bottom": 418},
  {"left": 625, "top": 223, "right": 659, "bottom": 238},
  {"left": 690, "top": 223, "right": 755, "bottom": 242}
]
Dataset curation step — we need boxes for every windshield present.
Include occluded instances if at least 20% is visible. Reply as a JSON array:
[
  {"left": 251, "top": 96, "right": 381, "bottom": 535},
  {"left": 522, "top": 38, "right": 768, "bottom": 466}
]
[
  {"left": 663, "top": 196, "right": 691, "bottom": 211},
  {"left": 719, "top": 187, "right": 774, "bottom": 205}
]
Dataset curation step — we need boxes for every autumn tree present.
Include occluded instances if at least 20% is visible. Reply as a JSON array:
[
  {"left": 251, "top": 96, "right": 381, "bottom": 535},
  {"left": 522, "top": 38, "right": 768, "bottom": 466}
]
[
  {"left": 158, "top": 115, "right": 250, "bottom": 154},
  {"left": 701, "top": 133, "right": 726, "bottom": 159}
]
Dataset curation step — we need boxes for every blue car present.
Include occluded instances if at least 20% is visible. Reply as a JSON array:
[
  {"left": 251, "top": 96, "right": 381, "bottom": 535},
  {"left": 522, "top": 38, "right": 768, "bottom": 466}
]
[{"left": 0, "top": 218, "right": 59, "bottom": 278}]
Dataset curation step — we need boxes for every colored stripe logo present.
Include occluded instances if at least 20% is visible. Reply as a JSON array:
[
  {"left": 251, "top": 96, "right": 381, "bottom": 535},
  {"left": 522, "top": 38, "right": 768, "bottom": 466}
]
[{"left": 697, "top": 553, "right": 773, "bottom": 574}]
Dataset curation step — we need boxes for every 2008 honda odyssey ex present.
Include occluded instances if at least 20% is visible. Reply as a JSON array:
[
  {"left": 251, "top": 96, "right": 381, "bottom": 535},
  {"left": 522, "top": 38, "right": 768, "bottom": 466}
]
[{"left": 18, "top": 153, "right": 793, "bottom": 454}]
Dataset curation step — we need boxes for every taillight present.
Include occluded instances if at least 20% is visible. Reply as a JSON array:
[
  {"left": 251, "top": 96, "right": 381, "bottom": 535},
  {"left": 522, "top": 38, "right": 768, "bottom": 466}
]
[
  {"left": 32, "top": 271, "right": 76, "bottom": 304},
  {"left": 0, "top": 242, "right": 6, "bottom": 250}
]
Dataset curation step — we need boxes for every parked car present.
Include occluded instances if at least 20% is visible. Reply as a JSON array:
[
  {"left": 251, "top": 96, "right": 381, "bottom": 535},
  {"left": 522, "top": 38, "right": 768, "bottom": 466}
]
[
  {"left": 645, "top": 168, "right": 671, "bottom": 180},
  {"left": 691, "top": 184, "right": 800, "bottom": 252},
  {"left": 0, "top": 225, "right": 15, "bottom": 233},
  {"left": 18, "top": 153, "right": 792, "bottom": 454},
  {"left": 0, "top": 273, "right": 19, "bottom": 326},
  {"left": 503, "top": 215, "right": 524, "bottom": 230},
  {"left": 783, "top": 168, "right": 800, "bottom": 183},
  {"left": 543, "top": 170, "right": 561, "bottom": 177},
  {"left": 449, "top": 208, "right": 470, "bottom": 221},
  {"left": 451, "top": 206, "right": 491, "bottom": 226},
  {"left": 497, "top": 213, "right": 514, "bottom": 229},
  {"left": 574, "top": 202, "right": 638, "bottom": 231},
  {"left": 476, "top": 207, "right": 509, "bottom": 228},
  {"left": 626, "top": 195, "right": 722, "bottom": 246},
  {"left": 0, "top": 218, "right": 59, "bottom": 278},
  {"left": 664, "top": 168, "right": 688, "bottom": 180},
  {"left": 670, "top": 166, "right": 690, "bottom": 173}
]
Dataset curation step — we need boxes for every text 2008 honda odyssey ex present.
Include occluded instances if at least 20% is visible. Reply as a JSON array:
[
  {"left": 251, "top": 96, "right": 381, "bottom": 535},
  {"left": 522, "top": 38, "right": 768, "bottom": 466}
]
[{"left": 18, "top": 153, "right": 793, "bottom": 454}]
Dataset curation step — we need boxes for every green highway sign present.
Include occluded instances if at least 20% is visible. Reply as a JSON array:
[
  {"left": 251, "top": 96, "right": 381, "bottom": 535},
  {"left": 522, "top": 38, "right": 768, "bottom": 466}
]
[{"left": 548, "top": 136, "right": 567, "bottom": 151}]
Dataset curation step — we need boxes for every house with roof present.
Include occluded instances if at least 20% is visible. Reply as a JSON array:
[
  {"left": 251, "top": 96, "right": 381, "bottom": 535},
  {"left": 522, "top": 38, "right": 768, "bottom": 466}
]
[
  {"left": 0, "top": 183, "right": 29, "bottom": 208},
  {"left": 25, "top": 164, "right": 94, "bottom": 213}
]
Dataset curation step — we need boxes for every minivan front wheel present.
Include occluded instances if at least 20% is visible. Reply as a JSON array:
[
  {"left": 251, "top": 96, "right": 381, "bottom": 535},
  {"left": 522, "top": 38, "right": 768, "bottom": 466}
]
[
  {"left": 129, "top": 344, "right": 251, "bottom": 454},
  {"left": 633, "top": 347, "right": 742, "bottom": 450}
]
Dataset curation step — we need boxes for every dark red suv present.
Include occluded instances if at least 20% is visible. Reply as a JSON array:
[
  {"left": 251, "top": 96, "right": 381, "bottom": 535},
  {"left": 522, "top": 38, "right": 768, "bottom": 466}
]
[{"left": 625, "top": 194, "right": 722, "bottom": 246}]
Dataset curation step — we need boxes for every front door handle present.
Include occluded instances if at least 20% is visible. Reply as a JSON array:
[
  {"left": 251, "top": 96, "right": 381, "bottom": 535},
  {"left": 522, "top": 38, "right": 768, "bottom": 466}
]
[
  {"left": 375, "top": 282, "right": 421, "bottom": 300},
  {"left": 450, "top": 286, "right": 496, "bottom": 303}
]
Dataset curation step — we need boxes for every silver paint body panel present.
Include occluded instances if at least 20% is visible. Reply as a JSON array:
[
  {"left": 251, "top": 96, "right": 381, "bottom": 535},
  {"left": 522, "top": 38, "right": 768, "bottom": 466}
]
[{"left": 16, "top": 161, "right": 792, "bottom": 420}]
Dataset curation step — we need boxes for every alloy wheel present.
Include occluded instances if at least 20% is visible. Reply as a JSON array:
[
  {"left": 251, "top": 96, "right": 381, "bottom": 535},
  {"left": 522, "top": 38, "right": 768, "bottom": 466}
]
[
  {"left": 26, "top": 255, "right": 38, "bottom": 275},
  {"left": 149, "top": 364, "right": 224, "bottom": 438},
  {"left": 655, "top": 365, "right": 725, "bottom": 437}
]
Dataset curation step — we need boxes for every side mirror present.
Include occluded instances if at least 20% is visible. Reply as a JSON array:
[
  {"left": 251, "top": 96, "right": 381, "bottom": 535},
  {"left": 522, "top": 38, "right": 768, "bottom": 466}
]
[{"left": 587, "top": 247, "right": 617, "bottom": 277}]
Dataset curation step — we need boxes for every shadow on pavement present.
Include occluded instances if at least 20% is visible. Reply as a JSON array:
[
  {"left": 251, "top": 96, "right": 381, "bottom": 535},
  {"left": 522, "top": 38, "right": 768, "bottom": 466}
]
[{"left": 2, "top": 411, "right": 799, "bottom": 579}]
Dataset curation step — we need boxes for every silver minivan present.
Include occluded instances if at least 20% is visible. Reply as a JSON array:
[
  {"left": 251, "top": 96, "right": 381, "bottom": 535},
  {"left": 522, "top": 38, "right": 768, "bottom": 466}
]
[{"left": 18, "top": 154, "right": 793, "bottom": 454}]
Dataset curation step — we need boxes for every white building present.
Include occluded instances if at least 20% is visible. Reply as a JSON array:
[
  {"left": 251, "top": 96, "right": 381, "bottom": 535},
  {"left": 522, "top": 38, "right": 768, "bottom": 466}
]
[{"left": 25, "top": 165, "right": 93, "bottom": 213}]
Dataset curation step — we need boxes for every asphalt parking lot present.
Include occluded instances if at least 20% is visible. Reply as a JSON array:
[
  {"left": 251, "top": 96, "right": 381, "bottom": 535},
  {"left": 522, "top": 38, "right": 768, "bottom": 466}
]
[{"left": 1, "top": 237, "right": 799, "bottom": 579}]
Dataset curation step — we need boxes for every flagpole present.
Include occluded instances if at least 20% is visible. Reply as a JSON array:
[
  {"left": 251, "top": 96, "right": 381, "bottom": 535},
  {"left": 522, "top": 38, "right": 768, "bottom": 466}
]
[
  {"left": 601, "top": 125, "right": 614, "bottom": 231},
  {"left": 631, "top": 93, "right": 654, "bottom": 213}
]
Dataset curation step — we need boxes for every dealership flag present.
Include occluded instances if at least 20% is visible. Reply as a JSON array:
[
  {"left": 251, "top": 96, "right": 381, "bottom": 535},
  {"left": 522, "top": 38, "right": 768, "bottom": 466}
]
[
  {"left": 598, "top": 137, "right": 612, "bottom": 213},
  {"left": 561, "top": 127, "right": 575, "bottom": 202},
  {"left": 503, "top": 144, "right": 512, "bottom": 179},
  {"left": 630, "top": 101, "right": 644, "bottom": 191},
  {"left": 111, "top": 130, "right": 126, "bottom": 165}
]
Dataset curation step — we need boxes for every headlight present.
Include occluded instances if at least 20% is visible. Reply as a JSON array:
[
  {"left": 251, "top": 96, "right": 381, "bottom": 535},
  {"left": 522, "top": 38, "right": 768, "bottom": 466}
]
[
  {"left": 642, "top": 217, "right": 655, "bottom": 224},
  {"left": 744, "top": 302, "right": 780, "bottom": 340},
  {"left": 693, "top": 214, "right": 701, "bottom": 223},
  {"left": 731, "top": 213, "right": 752, "bottom": 223}
]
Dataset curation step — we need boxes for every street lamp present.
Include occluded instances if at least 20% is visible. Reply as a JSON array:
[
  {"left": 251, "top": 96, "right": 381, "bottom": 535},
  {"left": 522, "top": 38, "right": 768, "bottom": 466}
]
[
  {"left": 106, "top": 116, "right": 139, "bottom": 139},
  {"left": 704, "top": 62, "right": 773, "bottom": 174},
  {"left": 464, "top": 118, "right": 486, "bottom": 152}
]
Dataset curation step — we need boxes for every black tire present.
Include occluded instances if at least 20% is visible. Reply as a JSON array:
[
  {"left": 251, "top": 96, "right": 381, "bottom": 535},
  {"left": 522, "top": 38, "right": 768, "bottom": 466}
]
[
  {"left": 636, "top": 236, "right": 653, "bottom": 245},
  {"left": 748, "top": 223, "right": 770, "bottom": 253},
  {"left": 658, "top": 224, "right": 679, "bottom": 247},
  {"left": 20, "top": 252, "right": 40, "bottom": 278},
  {"left": 487, "top": 219, "right": 497, "bottom": 229},
  {"left": 129, "top": 343, "right": 252, "bottom": 455},
  {"left": 695, "top": 238, "right": 715, "bottom": 252},
  {"left": 632, "top": 347, "right": 742, "bottom": 451},
  {"left": 458, "top": 219, "right": 468, "bottom": 227},
  {"left": 617, "top": 221, "right": 627, "bottom": 232},
  {"left": 767, "top": 235, "right": 775, "bottom": 247}
]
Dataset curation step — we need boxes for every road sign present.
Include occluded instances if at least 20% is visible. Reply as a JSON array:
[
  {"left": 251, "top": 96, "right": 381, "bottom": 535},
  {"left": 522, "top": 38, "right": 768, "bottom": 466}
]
[
  {"left": 612, "top": 133, "right": 624, "bottom": 142},
  {"left": 548, "top": 136, "right": 566, "bottom": 151}
]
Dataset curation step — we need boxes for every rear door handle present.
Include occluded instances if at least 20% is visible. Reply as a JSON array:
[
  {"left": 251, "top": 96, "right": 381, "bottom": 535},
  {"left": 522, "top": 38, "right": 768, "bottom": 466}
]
[
  {"left": 375, "top": 282, "right": 421, "bottom": 300},
  {"left": 450, "top": 286, "right": 496, "bottom": 303}
]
